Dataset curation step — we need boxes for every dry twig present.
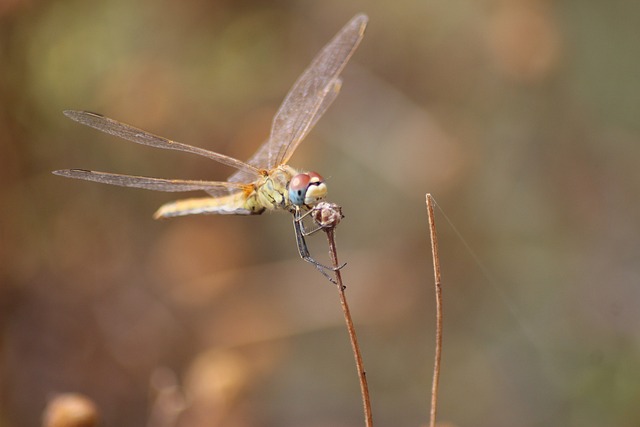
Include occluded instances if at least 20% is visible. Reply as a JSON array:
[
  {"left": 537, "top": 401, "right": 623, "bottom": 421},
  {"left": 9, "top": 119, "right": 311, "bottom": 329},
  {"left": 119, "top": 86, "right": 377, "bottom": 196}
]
[
  {"left": 425, "top": 194, "right": 443, "bottom": 427},
  {"left": 313, "top": 202, "right": 373, "bottom": 427}
]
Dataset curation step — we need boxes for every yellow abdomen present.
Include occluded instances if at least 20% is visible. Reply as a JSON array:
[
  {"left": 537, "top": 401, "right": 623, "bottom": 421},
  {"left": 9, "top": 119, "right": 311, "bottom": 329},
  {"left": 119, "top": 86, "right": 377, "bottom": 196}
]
[{"left": 153, "top": 191, "right": 262, "bottom": 218}]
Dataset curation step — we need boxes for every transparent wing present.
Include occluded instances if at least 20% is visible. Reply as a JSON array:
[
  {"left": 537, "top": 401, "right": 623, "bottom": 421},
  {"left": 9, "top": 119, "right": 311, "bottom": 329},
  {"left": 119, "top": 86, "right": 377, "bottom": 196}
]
[
  {"left": 243, "top": 14, "right": 368, "bottom": 172},
  {"left": 53, "top": 169, "right": 249, "bottom": 198},
  {"left": 64, "top": 110, "right": 263, "bottom": 179},
  {"left": 227, "top": 78, "right": 342, "bottom": 183}
]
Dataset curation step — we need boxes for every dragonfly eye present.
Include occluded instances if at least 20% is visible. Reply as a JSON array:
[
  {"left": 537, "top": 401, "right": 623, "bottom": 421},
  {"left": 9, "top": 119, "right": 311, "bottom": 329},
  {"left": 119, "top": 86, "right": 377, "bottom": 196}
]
[{"left": 289, "top": 172, "right": 327, "bottom": 207}]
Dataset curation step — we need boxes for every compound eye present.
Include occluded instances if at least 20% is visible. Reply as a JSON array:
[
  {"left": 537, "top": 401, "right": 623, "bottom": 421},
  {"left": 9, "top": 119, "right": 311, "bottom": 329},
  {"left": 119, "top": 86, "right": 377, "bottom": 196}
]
[
  {"left": 307, "top": 172, "right": 325, "bottom": 184},
  {"left": 288, "top": 172, "right": 327, "bottom": 207},
  {"left": 289, "top": 174, "right": 312, "bottom": 206}
]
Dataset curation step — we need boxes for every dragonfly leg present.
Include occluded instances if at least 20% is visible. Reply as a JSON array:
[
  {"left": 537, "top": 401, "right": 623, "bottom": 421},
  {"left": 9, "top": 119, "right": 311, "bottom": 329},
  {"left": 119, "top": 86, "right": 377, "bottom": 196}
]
[
  {"left": 295, "top": 209, "right": 325, "bottom": 237},
  {"left": 292, "top": 210, "right": 346, "bottom": 283}
]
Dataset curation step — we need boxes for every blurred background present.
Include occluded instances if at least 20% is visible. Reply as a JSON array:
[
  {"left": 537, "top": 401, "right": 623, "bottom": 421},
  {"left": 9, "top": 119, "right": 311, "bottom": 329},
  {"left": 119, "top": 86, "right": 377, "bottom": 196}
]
[{"left": 2, "top": 0, "right": 639, "bottom": 426}]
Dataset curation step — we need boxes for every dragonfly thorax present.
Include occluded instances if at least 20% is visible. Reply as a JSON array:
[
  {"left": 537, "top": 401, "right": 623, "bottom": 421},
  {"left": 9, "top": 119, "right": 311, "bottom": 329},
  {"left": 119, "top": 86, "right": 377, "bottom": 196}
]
[{"left": 288, "top": 172, "right": 327, "bottom": 207}]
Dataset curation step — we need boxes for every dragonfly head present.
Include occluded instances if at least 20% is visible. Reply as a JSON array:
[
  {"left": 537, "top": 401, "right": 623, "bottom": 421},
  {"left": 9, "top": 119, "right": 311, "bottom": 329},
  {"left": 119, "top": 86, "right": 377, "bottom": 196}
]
[{"left": 289, "top": 172, "right": 327, "bottom": 207}]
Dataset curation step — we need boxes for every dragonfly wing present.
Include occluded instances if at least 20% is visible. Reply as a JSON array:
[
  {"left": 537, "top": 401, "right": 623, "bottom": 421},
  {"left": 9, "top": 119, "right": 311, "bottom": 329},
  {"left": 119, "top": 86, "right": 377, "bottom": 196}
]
[
  {"left": 265, "top": 14, "right": 367, "bottom": 168},
  {"left": 226, "top": 78, "right": 341, "bottom": 184},
  {"left": 64, "top": 110, "right": 263, "bottom": 178},
  {"left": 227, "top": 138, "right": 270, "bottom": 183},
  {"left": 53, "top": 169, "right": 248, "bottom": 197}
]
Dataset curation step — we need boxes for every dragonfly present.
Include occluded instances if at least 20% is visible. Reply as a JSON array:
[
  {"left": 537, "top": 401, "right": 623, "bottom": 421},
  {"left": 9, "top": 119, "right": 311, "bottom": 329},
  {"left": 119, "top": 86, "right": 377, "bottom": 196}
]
[{"left": 53, "top": 14, "right": 368, "bottom": 282}]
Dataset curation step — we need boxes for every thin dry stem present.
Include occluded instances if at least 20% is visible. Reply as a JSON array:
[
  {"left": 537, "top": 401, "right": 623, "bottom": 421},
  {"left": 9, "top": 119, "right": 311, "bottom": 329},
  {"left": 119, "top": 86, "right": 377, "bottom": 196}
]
[
  {"left": 426, "top": 194, "right": 443, "bottom": 427},
  {"left": 323, "top": 225, "right": 373, "bottom": 427}
]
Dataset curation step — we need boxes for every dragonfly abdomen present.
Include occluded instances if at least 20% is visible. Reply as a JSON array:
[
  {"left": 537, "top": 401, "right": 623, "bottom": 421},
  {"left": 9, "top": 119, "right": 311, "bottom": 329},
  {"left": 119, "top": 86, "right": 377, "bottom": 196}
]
[{"left": 153, "top": 192, "right": 263, "bottom": 218}]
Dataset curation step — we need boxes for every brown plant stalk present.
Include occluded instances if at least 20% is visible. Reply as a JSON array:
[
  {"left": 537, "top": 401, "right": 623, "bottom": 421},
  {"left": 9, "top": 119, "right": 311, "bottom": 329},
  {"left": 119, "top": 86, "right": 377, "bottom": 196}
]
[
  {"left": 314, "top": 203, "right": 373, "bottom": 427},
  {"left": 426, "top": 194, "right": 443, "bottom": 427}
]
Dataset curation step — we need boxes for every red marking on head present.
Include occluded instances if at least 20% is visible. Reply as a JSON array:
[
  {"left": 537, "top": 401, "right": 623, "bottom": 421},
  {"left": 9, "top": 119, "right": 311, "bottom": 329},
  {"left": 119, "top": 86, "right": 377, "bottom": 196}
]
[
  {"left": 307, "top": 172, "right": 324, "bottom": 183},
  {"left": 290, "top": 174, "right": 311, "bottom": 191}
]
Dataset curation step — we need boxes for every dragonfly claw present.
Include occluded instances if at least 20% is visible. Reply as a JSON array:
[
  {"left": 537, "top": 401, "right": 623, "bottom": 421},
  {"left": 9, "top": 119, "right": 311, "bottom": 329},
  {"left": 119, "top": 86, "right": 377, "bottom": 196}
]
[
  {"left": 293, "top": 205, "right": 347, "bottom": 283},
  {"left": 304, "top": 259, "right": 345, "bottom": 285}
]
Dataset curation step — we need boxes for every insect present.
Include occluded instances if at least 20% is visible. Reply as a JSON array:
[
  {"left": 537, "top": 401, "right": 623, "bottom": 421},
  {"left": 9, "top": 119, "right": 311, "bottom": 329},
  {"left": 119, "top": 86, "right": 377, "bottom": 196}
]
[{"left": 53, "top": 14, "right": 368, "bottom": 281}]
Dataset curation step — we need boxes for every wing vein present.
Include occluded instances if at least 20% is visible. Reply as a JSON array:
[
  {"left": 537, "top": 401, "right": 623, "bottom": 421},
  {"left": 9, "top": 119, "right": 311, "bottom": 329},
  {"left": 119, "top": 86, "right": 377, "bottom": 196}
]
[
  {"left": 53, "top": 169, "right": 248, "bottom": 197},
  {"left": 64, "top": 110, "right": 262, "bottom": 179}
]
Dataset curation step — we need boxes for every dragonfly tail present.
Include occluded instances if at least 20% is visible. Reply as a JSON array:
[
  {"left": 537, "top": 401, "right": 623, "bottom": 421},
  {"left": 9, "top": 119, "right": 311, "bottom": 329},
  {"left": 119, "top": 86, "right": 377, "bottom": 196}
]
[{"left": 153, "top": 193, "right": 261, "bottom": 218}]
